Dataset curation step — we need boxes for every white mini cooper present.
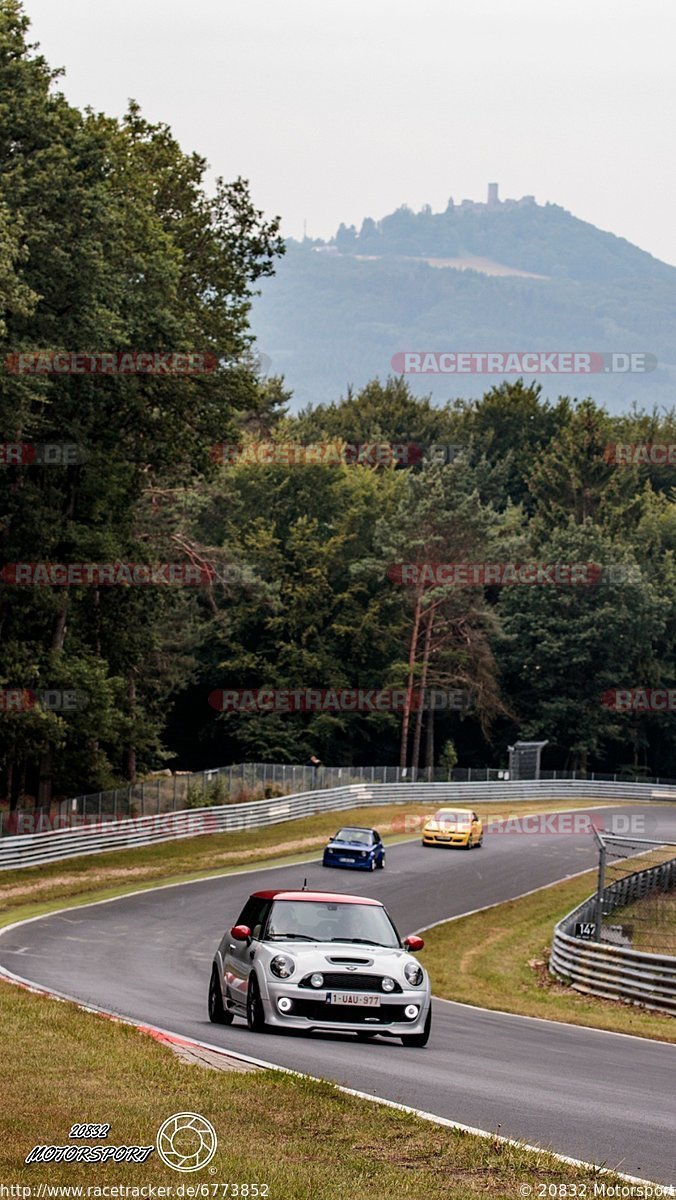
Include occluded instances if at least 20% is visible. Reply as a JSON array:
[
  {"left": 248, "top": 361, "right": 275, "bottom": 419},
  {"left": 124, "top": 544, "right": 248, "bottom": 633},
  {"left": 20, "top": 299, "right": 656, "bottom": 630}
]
[{"left": 208, "top": 888, "right": 432, "bottom": 1046}]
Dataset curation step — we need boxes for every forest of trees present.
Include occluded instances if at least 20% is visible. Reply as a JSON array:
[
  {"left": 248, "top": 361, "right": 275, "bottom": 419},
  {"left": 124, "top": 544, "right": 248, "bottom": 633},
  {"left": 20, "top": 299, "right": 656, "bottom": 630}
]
[{"left": 3, "top": 0, "right": 676, "bottom": 808}]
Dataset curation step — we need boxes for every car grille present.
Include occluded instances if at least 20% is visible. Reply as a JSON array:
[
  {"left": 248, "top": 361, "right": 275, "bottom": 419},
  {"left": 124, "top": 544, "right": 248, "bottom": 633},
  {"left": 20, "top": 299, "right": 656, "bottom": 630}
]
[
  {"left": 292, "top": 998, "right": 403, "bottom": 1024},
  {"left": 298, "top": 972, "right": 403, "bottom": 993}
]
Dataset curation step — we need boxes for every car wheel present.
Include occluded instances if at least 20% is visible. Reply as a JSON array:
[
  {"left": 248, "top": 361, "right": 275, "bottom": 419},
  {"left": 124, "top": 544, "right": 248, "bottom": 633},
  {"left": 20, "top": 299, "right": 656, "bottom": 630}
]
[
  {"left": 246, "top": 974, "right": 267, "bottom": 1033},
  {"left": 208, "top": 965, "right": 233, "bottom": 1024},
  {"left": 356, "top": 1031, "right": 377, "bottom": 1040},
  {"left": 464, "top": 838, "right": 473, "bottom": 849},
  {"left": 401, "top": 1006, "right": 431, "bottom": 1048},
  {"left": 368, "top": 857, "right": 376, "bottom": 871},
  {"left": 377, "top": 854, "right": 385, "bottom": 869},
  {"left": 476, "top": 837, "right": 483, "bottom": 848}
]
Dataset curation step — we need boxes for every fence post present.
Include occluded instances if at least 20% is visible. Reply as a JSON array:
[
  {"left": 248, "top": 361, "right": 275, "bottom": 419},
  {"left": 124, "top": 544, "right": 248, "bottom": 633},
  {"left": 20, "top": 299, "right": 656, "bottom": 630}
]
[{"left": 594, "top": 841, "right": 606, "bottom": 942}]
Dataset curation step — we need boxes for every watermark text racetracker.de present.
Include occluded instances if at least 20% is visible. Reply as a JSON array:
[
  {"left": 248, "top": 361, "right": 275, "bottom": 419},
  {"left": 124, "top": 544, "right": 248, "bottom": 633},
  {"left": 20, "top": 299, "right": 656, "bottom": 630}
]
[
  {"left": 0, "top": 564, "right": 214, "bottom": 587},
  {"left": 0, "top": 443, "right": 85, "bottom": 466},
  {"left": 208, "top": 687, "right": 471, "bottom": 713},
  {"left": 602, "top": 689, "right": 676, "bottom": 713},
  {"left": 0, "top": 688, "right": 89, "bottom": 712},
  {"left": 392, "top": 811, "right": 658, "bottom": 837},
  {"left": 387, "top": 563, "right": 641, "bottom": 587},
  {"left": 4, "top": 352, "right": 218, "bottom": 376},
  {"left": 210, "top": 441, "right": 465, "bottom": 467},
  {"left": 391, "top": 351, "right": 657, "bottom": 375}
]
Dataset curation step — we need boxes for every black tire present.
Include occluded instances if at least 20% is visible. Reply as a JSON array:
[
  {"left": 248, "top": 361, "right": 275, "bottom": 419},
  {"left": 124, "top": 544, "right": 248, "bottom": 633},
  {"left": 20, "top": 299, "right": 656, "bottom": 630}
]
[
  {"left": 401, "top": 1006, "right": 431, "bottom": 1048},
  {"left": 464, "top": 837, "right": 473, "bottom": 849},
  {"left": 356, "top": 1031, "right": 377, "bottom": 1040},
  {"left": 368, "top": 857, "right": 376, "bottom": 871},
  {"left": 208, "top": 965, "right": 233, "bottom": 1024},
  {"left": 246, "top": 974, "right": 267, "bottom": 1033},
  {"left": 377, "top": 854, "right": 385, "bottom": 869},
  {"left": 476, "top": 837, "right": 483, "bottom": 848}
]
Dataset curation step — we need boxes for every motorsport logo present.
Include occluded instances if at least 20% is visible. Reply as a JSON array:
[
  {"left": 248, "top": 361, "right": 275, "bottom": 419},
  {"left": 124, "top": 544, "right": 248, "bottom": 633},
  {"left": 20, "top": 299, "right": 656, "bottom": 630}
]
[
  {"left": 155, "top": 1113, "right": 218, "bottom": 1172},
  {"left": 24, "top": 1122, "right": 153, "bottom": 1165},
  {"left": 24, "top": 1114, "right": 217, "bottom": 1171}
]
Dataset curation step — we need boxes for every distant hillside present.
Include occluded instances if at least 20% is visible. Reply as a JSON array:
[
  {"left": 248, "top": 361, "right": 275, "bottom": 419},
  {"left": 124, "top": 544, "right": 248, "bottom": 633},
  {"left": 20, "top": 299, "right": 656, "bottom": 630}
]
[{"left": 251, "top": 188, "right": 676, "bottom": 413}]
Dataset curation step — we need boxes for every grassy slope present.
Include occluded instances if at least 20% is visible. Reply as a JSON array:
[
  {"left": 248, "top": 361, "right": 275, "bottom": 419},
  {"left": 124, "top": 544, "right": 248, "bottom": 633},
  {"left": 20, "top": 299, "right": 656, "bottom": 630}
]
[
  {"left": 418, "top": 871, "right": 676, "bottom": 1042},
  {"left": 0, "top": 981, "right": 631, "bottom": 1197}
]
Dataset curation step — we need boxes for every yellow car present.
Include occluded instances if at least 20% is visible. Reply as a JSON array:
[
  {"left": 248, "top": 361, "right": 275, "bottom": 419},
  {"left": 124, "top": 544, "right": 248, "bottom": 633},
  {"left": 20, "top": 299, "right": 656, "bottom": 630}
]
[{"left": 422, "top": 807, "right": 483, "bottom": 849}]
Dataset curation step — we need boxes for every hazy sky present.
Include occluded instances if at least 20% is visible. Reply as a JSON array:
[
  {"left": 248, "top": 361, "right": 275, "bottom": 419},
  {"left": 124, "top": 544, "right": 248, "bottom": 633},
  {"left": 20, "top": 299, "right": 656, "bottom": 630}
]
[{"left": 23, "top": 0, "right": 676, "bottom": 265}]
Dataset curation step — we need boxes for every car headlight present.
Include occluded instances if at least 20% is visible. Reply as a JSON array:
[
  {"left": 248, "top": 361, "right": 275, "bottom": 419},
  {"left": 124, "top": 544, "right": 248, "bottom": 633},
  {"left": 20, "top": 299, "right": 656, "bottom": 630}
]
[
  {"left": 270, "top": 954, "right": 295, "bottom": 979},
  {"left": 381, "top": 976, "right": 396, "bottom": 992},
  {"left": 309, "top": 972, "right": 324, "bottom": 988},
  {"left": 404, "top": 962, "right": 424, "bottom": 986}
]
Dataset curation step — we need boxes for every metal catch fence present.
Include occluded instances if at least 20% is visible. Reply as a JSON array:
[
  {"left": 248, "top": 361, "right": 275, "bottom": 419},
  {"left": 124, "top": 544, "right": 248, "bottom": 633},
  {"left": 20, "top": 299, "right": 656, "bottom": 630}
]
[{"left": 550, "top": 832, "right": 676, "bottom": 1012}]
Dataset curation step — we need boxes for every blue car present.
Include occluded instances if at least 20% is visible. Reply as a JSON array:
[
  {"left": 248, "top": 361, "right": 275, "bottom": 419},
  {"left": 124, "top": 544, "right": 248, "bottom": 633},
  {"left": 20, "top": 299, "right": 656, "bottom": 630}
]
[{"left": 322, "top": 826, "right": 385, "bottom": 871}]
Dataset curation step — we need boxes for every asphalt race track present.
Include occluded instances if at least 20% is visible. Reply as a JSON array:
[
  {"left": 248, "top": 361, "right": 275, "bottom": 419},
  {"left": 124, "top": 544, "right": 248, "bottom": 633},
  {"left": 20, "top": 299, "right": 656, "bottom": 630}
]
[{"left": 2, "top": 804, "right": 676, "bottom": 1183}]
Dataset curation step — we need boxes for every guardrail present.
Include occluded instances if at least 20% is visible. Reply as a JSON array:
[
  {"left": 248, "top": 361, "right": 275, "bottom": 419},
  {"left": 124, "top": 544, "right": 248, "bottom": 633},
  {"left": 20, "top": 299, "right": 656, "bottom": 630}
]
[
  {"left": 2, "top": 778, "right": 676, "bottom": 872},
  {"left": 5, "top": 762, "right": 676, "bottom": 838},
  {"left": 550, "top": 855, "right": 676, "bottom": 1014}
]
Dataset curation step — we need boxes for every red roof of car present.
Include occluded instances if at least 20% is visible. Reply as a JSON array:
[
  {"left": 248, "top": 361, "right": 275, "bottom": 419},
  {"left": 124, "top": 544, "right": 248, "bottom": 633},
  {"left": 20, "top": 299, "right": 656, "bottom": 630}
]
[{"left": 251, "top": 889, "right": 383, "bottom": 906}]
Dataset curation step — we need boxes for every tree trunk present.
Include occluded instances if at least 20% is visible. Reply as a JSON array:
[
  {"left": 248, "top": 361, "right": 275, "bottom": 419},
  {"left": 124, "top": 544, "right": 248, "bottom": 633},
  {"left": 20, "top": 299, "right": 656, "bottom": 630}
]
[
  {"left": 125, "top": 676, "right": 137, "bottom": 783},
  {"left": 399, "top": 591, "right": 423, "bottom": 770},
  {"left": 5, "top": 761, "right": 14, "bottom": 808},
  {"left": 411, "top": 607, "right": 434, "bottom": 774},
  {"left": 425, "top": 708, "right": 434, "bottom": 774},
  {"left": 37, "top": 747, "right": 53, "bottom": 810},
  {"left": 36, "top": 596, "right": 70, "bottom": 812}
]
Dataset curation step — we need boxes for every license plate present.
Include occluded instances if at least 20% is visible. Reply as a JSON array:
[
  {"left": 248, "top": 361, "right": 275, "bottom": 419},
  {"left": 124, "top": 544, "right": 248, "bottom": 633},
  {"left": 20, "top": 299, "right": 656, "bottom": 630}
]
[
  {"left": 339, "top": 857, "right": 353, "bottom": 863},
  {"left": 329, "top": 992, "right": 381, "bottom": 1007}
]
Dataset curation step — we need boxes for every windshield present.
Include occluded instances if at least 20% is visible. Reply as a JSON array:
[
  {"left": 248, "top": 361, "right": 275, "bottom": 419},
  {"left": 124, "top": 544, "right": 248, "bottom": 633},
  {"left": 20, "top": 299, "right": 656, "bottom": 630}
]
[
  {"left": 433, "top": 810, "right": 472, "bottom": 828},
  {"left": 265, "top": 900, "right": 400, "bottom": 947},
  {"left": 333, "top": 828, "right": 373, "bottom": 845}
]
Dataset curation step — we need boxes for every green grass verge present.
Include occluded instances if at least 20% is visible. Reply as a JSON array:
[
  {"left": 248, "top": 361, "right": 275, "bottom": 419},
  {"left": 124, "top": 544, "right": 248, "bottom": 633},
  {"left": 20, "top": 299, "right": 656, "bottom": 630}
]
[
  {"left": 0, "top": 798, "right": 627, "bottom": 916},
  {"left": 0, "top": 980, "right": 633, "bottom": 1197},
  {"left": 418, "top": 872, "right": 676, "bottom": 1042}
]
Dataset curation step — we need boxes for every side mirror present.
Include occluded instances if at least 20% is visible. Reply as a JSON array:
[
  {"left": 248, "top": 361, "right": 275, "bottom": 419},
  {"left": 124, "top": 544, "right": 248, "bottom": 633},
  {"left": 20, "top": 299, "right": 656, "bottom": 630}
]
[
  {"left": 404, "top": 935, "right": 424, "bottom": 952},
  {"left": 231, "top": 924, "right": 251, "bottom": 942}
]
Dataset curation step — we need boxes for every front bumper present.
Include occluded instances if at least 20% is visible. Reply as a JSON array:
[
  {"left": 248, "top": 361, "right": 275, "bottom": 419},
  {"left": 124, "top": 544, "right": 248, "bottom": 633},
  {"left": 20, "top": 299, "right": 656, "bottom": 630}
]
[
  {"left": 422, "top": 831, "right": 471, "bottom": 846},
  {"left": 323, "top": 855, "right": 375, "bottom": 869},
  {"left": 261, "top": 978, "right": 430, "bottom": 1034}
]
